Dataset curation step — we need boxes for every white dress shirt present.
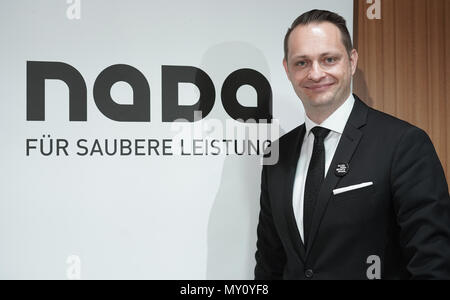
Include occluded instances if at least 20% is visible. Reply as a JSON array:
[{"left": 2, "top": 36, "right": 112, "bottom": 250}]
[{"left": 292, "top": 94, "right": 355, "bottom": 243}]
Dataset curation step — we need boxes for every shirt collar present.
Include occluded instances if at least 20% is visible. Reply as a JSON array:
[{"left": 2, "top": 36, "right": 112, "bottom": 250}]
[{"left": 305, "top": 94, "right": 355, "bottom": 136}]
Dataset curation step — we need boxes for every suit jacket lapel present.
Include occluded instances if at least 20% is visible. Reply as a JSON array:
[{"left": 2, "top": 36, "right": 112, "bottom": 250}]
[
  {"left": 282, "top": 124, "right": 307, "bottom": 261},
  {"left": 305, "top": 95, "right": 369, "bottom": 257}
]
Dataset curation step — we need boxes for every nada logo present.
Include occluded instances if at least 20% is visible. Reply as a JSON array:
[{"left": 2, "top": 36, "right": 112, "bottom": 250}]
[{"left": 26, "top": 61, "right": 272, "bottom": 123}]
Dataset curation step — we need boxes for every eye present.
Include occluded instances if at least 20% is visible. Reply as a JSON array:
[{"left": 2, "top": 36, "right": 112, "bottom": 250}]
[
  {"left": 296, "top": 61, "right": 307, "bottom": 67},
  {"left": 325, "top": 57, "right": 336, "bottom": 64}
]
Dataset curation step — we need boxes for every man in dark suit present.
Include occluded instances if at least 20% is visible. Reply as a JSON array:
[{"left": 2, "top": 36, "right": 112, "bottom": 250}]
[{"left": 254, "top": 9, "right": 450, "bottom": 280}]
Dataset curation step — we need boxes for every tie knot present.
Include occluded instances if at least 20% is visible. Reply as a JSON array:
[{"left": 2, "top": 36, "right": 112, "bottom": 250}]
[{"left": 311, "top": 126, "right": 330, "bottom": 139}]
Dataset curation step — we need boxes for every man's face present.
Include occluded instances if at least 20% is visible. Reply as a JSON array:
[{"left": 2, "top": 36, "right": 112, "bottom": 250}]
[{"left": 283, "top": 22, "right": 358, "bottom": 112}]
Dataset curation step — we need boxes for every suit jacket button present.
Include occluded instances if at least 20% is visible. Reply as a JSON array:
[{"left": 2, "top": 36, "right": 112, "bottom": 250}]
[{"left": 305, "top": 269, "right": 314, "bottom": 279}]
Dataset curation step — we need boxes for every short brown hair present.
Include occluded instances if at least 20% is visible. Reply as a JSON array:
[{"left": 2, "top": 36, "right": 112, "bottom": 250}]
[{"left": 284, "top": 9, "right": 353, "bottom": 61}]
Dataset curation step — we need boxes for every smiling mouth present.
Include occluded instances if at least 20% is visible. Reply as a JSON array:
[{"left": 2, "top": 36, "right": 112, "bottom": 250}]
[{"left": 305, "top": 82, "right": 335, "bottom": 91}]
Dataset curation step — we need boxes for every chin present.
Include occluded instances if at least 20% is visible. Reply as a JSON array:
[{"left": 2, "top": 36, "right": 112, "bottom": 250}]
[{"left": 304, "top": 92, "right": 336, "bottom": 107}]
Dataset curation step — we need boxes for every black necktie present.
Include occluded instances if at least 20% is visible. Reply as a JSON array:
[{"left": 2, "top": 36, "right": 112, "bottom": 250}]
[{"left": 303, "top": 126, "right": 330, "bottom": 247}]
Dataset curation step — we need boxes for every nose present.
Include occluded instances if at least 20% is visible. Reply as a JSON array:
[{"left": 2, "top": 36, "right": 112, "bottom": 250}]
[{"left": 307, "top": 61, "right": 326, "bottom": 81}]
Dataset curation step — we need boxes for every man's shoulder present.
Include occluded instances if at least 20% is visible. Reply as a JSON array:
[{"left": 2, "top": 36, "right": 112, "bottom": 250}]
[
  {"left": 262, "top": 124, "right": 304, "bottom": 167},
  {"left": 354, "top": 98, "right": 437, "bottom": 158},
  {"left": 367, "top": 105, "right": 410, "bottom": 128},
  {"left": 271, "top": 124, "right": 304, "bottom": 154},
  {"left": 279, "top": 124, "right": 304, "bottom": 144},
  {"left": 364, "top": 102, "right": 427, "bottom": 138},
  {"left": 349, "top": 95, "right": 424, "bottom": 138}
]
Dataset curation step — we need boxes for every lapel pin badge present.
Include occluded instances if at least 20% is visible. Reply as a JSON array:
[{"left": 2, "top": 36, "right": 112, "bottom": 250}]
[{"left": 335, "top": 163, "right": 349, "bottom": 177}]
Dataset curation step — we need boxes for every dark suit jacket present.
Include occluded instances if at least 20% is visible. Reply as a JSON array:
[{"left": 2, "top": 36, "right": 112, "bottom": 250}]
[{"left": 255, "top": 95, "right": 450, "bottom": 280}]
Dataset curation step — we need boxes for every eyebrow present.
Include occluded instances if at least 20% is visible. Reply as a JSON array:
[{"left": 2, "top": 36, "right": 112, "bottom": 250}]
[{"left": 290, "top": 52, "right": 340, "bottom": 60}]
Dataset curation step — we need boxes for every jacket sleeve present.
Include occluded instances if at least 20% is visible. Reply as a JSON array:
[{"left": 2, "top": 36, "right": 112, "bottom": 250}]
[
  {"left": 391, "top": 127, "right": 450, "bottom": 279},
  {"left": 254, "top": 165, "right": 287, "bottom": 280}
]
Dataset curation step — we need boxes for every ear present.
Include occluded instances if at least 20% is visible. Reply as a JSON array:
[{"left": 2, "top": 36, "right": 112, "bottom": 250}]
[
  {"left": 349, "top": 49, "right": 358, "bottom": 76},
  {"left": 283, "top": 58, "right": 290, "bottom": 80}
]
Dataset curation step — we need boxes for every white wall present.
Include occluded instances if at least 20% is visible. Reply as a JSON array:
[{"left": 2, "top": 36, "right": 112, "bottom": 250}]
[{"left": 0, "top": 0, "right": 353, "bottom": 279}]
